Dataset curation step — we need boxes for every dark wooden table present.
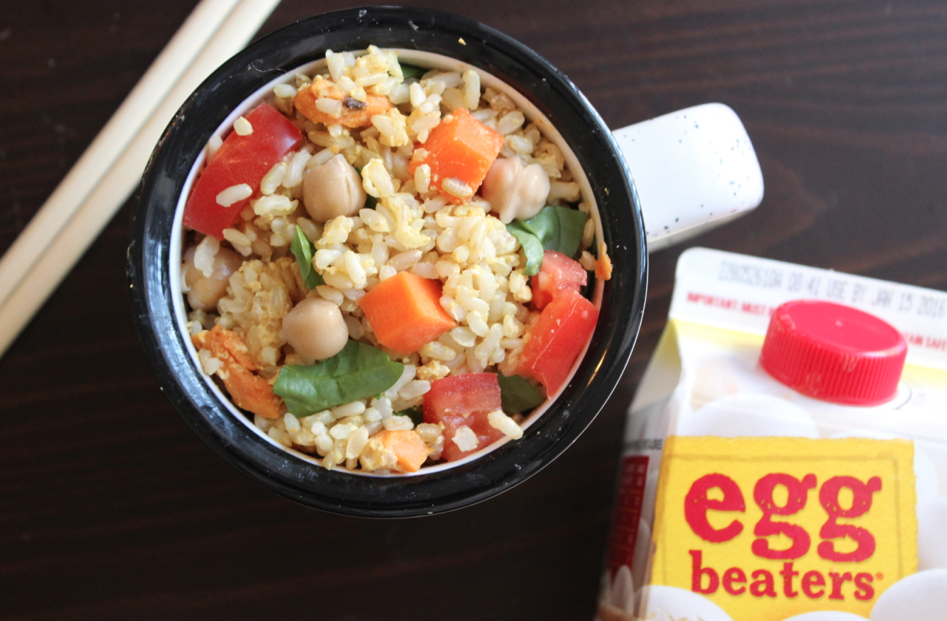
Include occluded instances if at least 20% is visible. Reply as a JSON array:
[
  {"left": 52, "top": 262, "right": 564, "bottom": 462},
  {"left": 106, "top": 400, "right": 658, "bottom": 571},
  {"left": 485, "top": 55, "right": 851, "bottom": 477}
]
[{"left": 2, "top": 1, "right": 945, "bottom": 619}]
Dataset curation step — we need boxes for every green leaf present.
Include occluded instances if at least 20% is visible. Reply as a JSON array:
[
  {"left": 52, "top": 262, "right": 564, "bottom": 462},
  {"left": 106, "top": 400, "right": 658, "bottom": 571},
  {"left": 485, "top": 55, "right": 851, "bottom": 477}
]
[
  {"left": 506, "top": 225, "right": 545, "bottom": 276},
  {"left": 517, "top": 205, "right": 588, "bottom": 259},
  {"left": 290, "top": 225, "right": 323, "bottom": 290},
  {"left": 517, "top": 208, "right": 556, "bottom": 247},
  {"left": 399, "top": 63, "right": 426, "bottom": 80},
  {"left": 507, "top": 206, "right": 589, "bottom": 276},
  {"left": 274, "top": 340, "right": 405, "bottom": 415},
  {"left": 497, "top": 373, "right": 546, "bottom": 414},
  {"left": 394, "top": 406, "right": 424, "bottom": 426}
]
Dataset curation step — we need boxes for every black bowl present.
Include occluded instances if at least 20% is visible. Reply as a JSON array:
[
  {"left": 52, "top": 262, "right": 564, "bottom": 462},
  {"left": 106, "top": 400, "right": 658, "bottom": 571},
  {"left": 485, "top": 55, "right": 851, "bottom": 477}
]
[{"left": 127, "top": 6, "right": 646, "bottom": 518}]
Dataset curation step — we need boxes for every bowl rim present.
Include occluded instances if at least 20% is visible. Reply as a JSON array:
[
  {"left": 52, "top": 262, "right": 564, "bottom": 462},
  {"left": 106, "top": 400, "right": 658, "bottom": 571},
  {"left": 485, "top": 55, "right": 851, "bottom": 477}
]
[{"left": 127, "top": 5, "right": 647, "bottom": 518}]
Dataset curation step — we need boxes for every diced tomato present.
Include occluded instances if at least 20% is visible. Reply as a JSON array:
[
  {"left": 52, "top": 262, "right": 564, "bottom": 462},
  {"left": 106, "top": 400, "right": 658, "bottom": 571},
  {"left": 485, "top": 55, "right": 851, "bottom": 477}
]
[
  {"left": 424, "top": 372, "right": 502, "bottom": 417},
  {"left": 531, "top": 250, "right": 588, "bottom": 310},
  {"left": 182, "top": 103, "right": 303, "bottom": 239},
  {"left": 508, "top": 289, "right": 598, "bottom": 395},
  {"left": 423, "top": 373, "right": 505, "bottom": 462},
  {"left": 433, "top": 411, "right": 507, "bottom": 462}
]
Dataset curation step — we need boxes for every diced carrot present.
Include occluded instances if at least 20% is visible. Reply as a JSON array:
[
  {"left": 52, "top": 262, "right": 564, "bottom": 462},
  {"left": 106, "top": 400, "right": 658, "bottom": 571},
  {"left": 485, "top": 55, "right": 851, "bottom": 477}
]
[
  {"left": 374, "top": 429, "right": 431, "bottom": 473},
  {"left": 357, "top": 271, "right": 457, "bottom": 356},
  {"left": 408, "top": 108, "right": 504, "bottom": 203},
  {"left": 192, "top": 325, "right": 283, "bottom": 419},
  {"left": 294, "top": 77, "right": 393, "bottom": 128},
  {"left": 595, "top": 242, "right": 613, "bottom": 281}
]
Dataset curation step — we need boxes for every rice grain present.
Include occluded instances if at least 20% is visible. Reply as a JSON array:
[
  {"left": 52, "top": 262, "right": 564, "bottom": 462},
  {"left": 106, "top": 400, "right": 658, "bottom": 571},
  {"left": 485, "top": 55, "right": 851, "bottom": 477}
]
[{"left": 216, "top": 184, "right": 252, "bottom": 207}]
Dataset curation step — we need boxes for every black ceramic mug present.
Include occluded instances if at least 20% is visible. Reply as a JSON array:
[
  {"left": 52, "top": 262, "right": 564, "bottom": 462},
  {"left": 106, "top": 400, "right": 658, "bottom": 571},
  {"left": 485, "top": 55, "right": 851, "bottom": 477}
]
[{"left": 128, "top": 6, "right": 761, "bottom": 517}]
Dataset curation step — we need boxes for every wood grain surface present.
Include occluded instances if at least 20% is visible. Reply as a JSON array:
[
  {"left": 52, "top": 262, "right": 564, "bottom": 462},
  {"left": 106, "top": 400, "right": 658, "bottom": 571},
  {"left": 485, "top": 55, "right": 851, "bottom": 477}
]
[{"left": 1, "top": 1, "right": 945, "bottom": 619}]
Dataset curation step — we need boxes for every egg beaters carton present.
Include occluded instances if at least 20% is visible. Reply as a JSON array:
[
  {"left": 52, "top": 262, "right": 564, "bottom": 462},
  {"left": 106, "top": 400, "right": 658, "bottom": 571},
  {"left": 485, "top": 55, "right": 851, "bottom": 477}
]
[{"left": 597, "top": 248, "right": 947, "bottom": 621}]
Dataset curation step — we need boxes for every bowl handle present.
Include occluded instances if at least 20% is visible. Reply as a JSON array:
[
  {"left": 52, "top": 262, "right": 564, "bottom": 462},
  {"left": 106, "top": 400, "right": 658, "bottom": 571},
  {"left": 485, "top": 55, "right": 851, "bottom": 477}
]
[{"left": 612, "top": 103, "right": 764, "bottom": 253}]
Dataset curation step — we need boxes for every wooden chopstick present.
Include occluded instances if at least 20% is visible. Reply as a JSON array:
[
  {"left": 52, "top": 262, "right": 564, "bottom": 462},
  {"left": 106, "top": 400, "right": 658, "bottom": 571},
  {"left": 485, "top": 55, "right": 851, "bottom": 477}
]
[{"left": 0, "top": 0, "right": 282, "bottom": 358}]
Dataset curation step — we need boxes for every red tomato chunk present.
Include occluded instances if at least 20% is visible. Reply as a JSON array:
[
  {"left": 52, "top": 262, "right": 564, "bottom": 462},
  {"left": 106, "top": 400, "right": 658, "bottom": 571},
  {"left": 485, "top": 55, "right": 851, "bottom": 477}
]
[
  {"left": 531, "top": 250, "right": 588, "bottom": 310},
  {"left": 182, "top": 103, "right": 303, "bottom": 239},
  {"left": 509, "top": 289, "right": 599, "bottom": 395},
  {"left": 423, "top": 373, "right": 505, "bottom": 462}
]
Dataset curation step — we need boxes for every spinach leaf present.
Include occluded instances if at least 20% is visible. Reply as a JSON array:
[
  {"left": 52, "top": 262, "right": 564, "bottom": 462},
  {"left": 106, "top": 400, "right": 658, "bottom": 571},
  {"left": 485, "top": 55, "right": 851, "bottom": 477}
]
[
  {"left": 518, "top": 205, "right": 588, "bottom": 259},
  {"left": 394, "top": 406, "right": 424, "bottom": 426},
  {"left": 506, "top": 226, "right": 544, "bottom": 276},
  {"left": 507, "top": 206, "right": 588, "bottom": 275},
  {"left": 399, "top": 63, "right": 426, "bottom": 80},
  {"left": 274, "top": 340, "right": 405, "bottom": 415},
  {"left": 497, "top": 373, "right": 545, "bottom": 413},
  {"left": 290, "top": 225, "right": 323, "bottom": 290}
]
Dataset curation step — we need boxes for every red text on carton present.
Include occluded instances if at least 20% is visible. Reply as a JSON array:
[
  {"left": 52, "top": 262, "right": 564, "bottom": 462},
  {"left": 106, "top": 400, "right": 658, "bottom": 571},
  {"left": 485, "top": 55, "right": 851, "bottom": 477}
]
[{"left": 647, "top": 436, "right": 917, "bottom": 621}]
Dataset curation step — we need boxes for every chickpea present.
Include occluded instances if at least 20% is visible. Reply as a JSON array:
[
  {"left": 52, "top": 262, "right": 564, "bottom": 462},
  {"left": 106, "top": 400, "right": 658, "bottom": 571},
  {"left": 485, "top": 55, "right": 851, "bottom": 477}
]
[
  {"left": 279, "top": 297, "right": 349, "bottom": 360},
  {"left": 302, "top": 153, "right": 366, "bottom": 222},
  {"left": 182, "top": 246, "right": 242, "bottom": 311},
  {"left": 482, "top": 156, "right": 551, "bottom": 224}
]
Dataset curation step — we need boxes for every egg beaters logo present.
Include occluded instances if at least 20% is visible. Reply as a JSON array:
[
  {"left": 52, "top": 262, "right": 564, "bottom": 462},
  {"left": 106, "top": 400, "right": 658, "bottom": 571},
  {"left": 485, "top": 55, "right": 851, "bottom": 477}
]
[{"left": 649, "top": 437, "right": 917, "bottom": 621}]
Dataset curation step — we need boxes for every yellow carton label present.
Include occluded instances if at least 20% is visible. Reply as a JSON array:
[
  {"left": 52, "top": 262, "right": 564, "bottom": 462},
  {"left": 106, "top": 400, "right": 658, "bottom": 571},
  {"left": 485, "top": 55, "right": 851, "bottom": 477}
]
[{"left": 649, "top": 436, "right": 917, "bottom": 620}]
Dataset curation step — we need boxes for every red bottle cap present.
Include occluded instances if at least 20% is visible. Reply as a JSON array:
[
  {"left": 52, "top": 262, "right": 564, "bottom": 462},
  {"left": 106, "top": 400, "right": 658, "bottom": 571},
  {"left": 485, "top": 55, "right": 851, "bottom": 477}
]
[{"left": 760, "top": 300, "right": 907, "bottom": 406}]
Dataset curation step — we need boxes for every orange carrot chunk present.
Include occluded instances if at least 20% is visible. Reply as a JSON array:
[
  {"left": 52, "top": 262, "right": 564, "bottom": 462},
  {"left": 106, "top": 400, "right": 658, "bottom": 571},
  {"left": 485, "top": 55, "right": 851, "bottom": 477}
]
[
  {"left": 357, "top": 271, "right": 457, "bottom": 357},
  {"left": 409, "top": 108, "right": 504, "bottom": 203},
  {"left": 192, "top": 326, "right": 283, "bottom": 419},
  {"left": 374, "top": 429, "right": 431, "bottom": 473},
  {"left": 294, "top": 77, "right": 393, "bottom": 128},
  {"left": 595, "top": 242, "right": 613, "bottom": 281}
]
